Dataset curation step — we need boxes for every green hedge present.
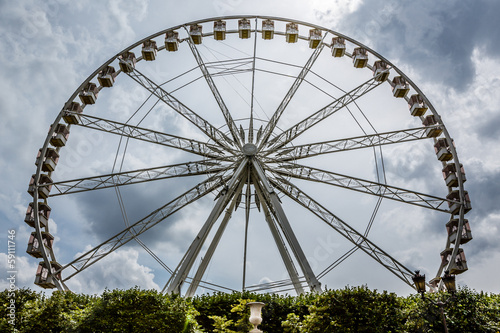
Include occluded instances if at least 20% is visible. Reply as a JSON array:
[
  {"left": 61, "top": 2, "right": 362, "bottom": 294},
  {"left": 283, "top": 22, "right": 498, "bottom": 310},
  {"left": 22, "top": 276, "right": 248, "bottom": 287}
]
[
  {"left": 0, "top": 287, "right": 198, "bottom": 332},
  {"left": 1, "top": 286, "right": 499, "bottom": 332}
]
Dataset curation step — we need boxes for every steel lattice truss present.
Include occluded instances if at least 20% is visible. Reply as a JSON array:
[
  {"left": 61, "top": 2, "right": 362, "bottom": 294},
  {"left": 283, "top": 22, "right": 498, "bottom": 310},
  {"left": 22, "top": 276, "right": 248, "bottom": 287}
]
[
  {"left": 59, "top": 172, "right": 231, "bottom": 281},
  {"left": 272, "top": 126, "right": 441, "bottom": 161},
  {"left": 269, "top": 161, "right": 451, "bottom": 212},
  {"left": 46, "top": 159, "right": 227, "bottom": 196},
  {"left": 28, "top": 16, "right": 471, "bottom": 296},
  {"left": 265, "top": 72, "right": 387, "bottom": 152},
  {"left": 269, "top": 174, "right": 416, "bottom": 287}
]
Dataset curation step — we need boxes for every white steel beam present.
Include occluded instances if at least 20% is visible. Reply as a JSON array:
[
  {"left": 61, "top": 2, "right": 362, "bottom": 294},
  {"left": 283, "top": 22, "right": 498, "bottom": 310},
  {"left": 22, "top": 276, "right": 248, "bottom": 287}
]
[
  {"left": 272, "top": 126, "right": 440, "bottom": 161},
  {"left": 184, "top": 29, "right": 243, "bottom": 148},
  {"left": 263, "top": 72, "right": 387, "bottom": 152},
  {"left": 57, "top": 172, "right": 229, "bottom": 281},
  {"left": 271, "top": 162, "right": 451, "bottom": 212},
  {"left": 47, "top": 159, "right": 229, "bottom": 196},
  {"left": 253, "top": 179, "right": 305, "bottom": 294},
  {"left": 257, "top": 39, "right": 326, "bottom": 149},
  {"left": 125, "top": 67, "right": 236, "bottom": 151},
  {"left": 270, "top": 175, "right": 416, "bottom": 288},
  {"left": 185, "top": 179, "right": 246, "bottom": 296},
  {"left": 67, "top": 112, "right": 233, "bottom": 159},
  {"left": 251, "top": 158, "right": 322, "bottom": 292},
  {"left": 166, "top": 160, "right": 248, "bottom": 294}
]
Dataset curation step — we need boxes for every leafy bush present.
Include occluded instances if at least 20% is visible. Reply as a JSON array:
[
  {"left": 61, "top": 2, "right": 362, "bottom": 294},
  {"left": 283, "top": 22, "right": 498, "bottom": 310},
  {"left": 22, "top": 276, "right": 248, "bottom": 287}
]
[
  {"left": 403, "top": 287, "right": 500, "bottom": 332},
  {"left": 1, "top": 286, "right": 499, "bottom": 332},
  {"left": 78, "top": 287, "right": 200, "bottom": 332},
  {"left": 298, "top": 286, "right": 405, "bottom": 333},
  {"left": 0, "top": 287, "right": 41, "bottom": 332},
  {"left": 191, "top": 291, "right": 311, "bottom": 332}
]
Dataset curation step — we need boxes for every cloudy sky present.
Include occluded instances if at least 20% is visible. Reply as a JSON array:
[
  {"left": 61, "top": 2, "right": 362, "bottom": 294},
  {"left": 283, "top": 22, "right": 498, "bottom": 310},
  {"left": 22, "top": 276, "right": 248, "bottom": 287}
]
[{"left": 1, "top": 0, "right": 499, "bottom": 296}]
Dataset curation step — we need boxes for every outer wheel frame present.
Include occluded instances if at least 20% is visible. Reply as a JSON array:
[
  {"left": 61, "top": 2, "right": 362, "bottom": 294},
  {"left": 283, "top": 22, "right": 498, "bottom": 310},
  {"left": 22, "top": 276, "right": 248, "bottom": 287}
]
[{"left": 27, "top": 15, "right": 471, "bottom": 295}]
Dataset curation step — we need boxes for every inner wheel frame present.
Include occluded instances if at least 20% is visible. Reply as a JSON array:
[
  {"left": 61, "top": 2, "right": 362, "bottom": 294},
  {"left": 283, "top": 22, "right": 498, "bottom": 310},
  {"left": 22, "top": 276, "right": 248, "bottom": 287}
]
[{"left": 27, "top": 15, "right": 471, "bottom": 295}]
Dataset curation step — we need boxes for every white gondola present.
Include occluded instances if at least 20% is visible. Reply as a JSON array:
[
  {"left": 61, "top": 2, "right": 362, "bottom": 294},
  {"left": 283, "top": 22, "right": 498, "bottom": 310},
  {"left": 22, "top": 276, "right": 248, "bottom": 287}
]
[
  {"left": 262, "top": 19, "right": 274, "bottom": 40},
  {"left": 27, "top": 174, "right": 52, "bottom": 199},
  {"left": 447, "top": 190, "right": 471, "bottom": 215},
  {"left": 331, "top": 37, "right": 345, "bottom": 57},
  {"left": 442, "top": 163, "right": 466, "bottom": 187},
  {"left": 213, "top": 21, "right": 226, "bottom": 41},
  {"left": 392, "top": 76, "right": 410, "bottom": 98},
  {"left": 434, "top": 138, "right": 453, "bottom": 161},
  {"left": 27, "top": 232, "right": 54, "bottom": 258},
  {"left": 79, "top": 82, "right": 98, "bottom": 104},
  {"left": 189, "top": 24, "right": 203, "bottom": 44},
  {"left": 34, "top": 261, "right": 62, "bottom": 289},
  {"left": 352, "top": 47, "right": 368, "bottom": 68},
  {"left": 446, "top": 219, "right": 472, "bottom": 245},
  {"left": 62, "top": 101, "right": 83, "bottom": 125},
  {"left": 440, "top": 248, "right": 468, "bottom": 274},
  {"left": 24, "top": 202, "right": 51, "bottom": 228},
  {"left": 98, "top": 65, "right": 116, "bottom": 87},
  {"left": 422, "top": 115, "right": 443, "bottom": 138},
  {"left": 238, "top": 19, "right": 251, "bottom": 39},
  {"left": 142, "top": 40, "right": 158, "bottom": 61},
  {"left": 285, "top": 22, "right": 298, "bottom": 43},
  {"left": 165, "top": 31, "right": 179, "bottom": 51},
  {"left": 408, "top": 94, "right": 428, "bottom": 117},
  {"left": 308, "top": 28, "right": 322, "bottom": 49},
  {"left": 118, "top": 51, "right": 136, "bottom": 72},
  {"left": 50, "top": 123, "right": 70, "bottom": 147},
  {"left": 36, "top": 148, "right": 59, "bottom": 172},
  {"left": 372, "top": 60, "right": 389, "bottom": 81}
]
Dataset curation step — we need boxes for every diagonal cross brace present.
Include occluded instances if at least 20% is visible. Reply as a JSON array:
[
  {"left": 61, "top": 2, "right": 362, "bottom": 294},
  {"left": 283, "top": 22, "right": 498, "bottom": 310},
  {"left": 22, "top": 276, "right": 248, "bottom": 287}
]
[
  {"left": 270, "top": 175, "right": 416, "bottom": 288},
  {"left": 252, "top": 158, "right": 322, "bottom": 292},
  {"left": 126, "top": 67, "right": 236, "bottom": 151},
  {"left": 57, "top": 172, "right": 229, "bottom": 281},
  {"left": 258, "top": 38, "right": 327, "bottom": 150},
  {"left": 183, "top": 28, "right": 243, "bottom": 148},
  {"left": 68, "top": 112, "right": 231, "bottom": 159},
  {"left": 264, "top": 72, "right": 387, "bottom": 153}
]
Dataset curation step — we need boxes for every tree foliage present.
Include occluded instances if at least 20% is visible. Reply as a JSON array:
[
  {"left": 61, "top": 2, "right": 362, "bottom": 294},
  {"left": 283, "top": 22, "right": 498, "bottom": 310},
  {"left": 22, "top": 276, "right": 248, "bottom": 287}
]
[{"left": 1, "top": 286, "right": 499, "bottom": 332}]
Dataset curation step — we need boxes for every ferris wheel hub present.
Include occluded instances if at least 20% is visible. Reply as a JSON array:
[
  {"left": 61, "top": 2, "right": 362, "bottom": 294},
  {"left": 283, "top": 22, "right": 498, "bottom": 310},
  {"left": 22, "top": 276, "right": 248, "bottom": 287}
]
[{"left": 242, "top": 143, "right": 258, "bottom": 156}]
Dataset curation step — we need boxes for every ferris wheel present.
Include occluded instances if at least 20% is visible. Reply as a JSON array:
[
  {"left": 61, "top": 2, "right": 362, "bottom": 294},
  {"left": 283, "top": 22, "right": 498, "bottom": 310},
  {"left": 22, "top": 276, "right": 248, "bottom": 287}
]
[{"left": 26, "top": 16, "right": 472, "bottom": 296}]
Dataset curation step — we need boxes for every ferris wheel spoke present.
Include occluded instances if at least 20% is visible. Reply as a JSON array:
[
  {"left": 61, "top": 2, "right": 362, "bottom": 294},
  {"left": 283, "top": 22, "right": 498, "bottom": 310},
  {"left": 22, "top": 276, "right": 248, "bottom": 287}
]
[
  {"left": 272, "top": 126, "right": 441, "bottom": 161},
  {"left": 269, "top": 175, "right": 416, "bottom": 288},
  {"left": 67, "top": 112, "right": 235, "bottom": 159},
  {"left": 252, "top": 159, "right": 322, "bottom": 292},
  {"left": 257, "top": 37, "right": 327, "bottom": 149},
  {"left": 184, "top": 30, "right": 243, "bottom": 148},
  {"left": 125, "top": 67, "right": 236, "bottom": 151},
  {"left": 185, "top": 176, "right": 247, "bottom": 297},
  {"left": 57, "top": 171, "right": 230, "bottom": 282},
  {"left": 166, "top": 159, "right": 248, "bottom": 294},
  {"left": 252, "top": 177, "right": 306, "bottom": 294},
  {"left": 249, "top": 20, "right": 258, "bottom": 144},
  {"left": 263, "top": 72, "right": 388, "bottom": 153},
  {"left": 46, "top": 159, "right": 231, "bottom": 196},
  {"left": 269, "top": 162, "right": 450, "bottom": 212}
]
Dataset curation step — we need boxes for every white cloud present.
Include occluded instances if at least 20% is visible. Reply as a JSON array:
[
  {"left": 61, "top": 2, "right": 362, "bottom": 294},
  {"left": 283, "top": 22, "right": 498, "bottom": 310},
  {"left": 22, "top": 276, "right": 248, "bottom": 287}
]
[
  {"left": 0, "top": 253, "right": 40, "bottom": 291},
  {"left": 65, "top": 247, "right": 159, "bottom": 294}
]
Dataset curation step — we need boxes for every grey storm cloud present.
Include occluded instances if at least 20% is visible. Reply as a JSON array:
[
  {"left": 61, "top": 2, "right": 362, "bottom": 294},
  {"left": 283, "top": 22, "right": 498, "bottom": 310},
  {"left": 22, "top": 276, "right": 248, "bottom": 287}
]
[
  {"left": 478, "top": 110, "right": 500, "bottom": 140},
  {"left": 464, "top": 160, "right": 500, "bottom": 218},
  {"left": 318, "top": 0, "right": 500, "bottom": 92}
]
